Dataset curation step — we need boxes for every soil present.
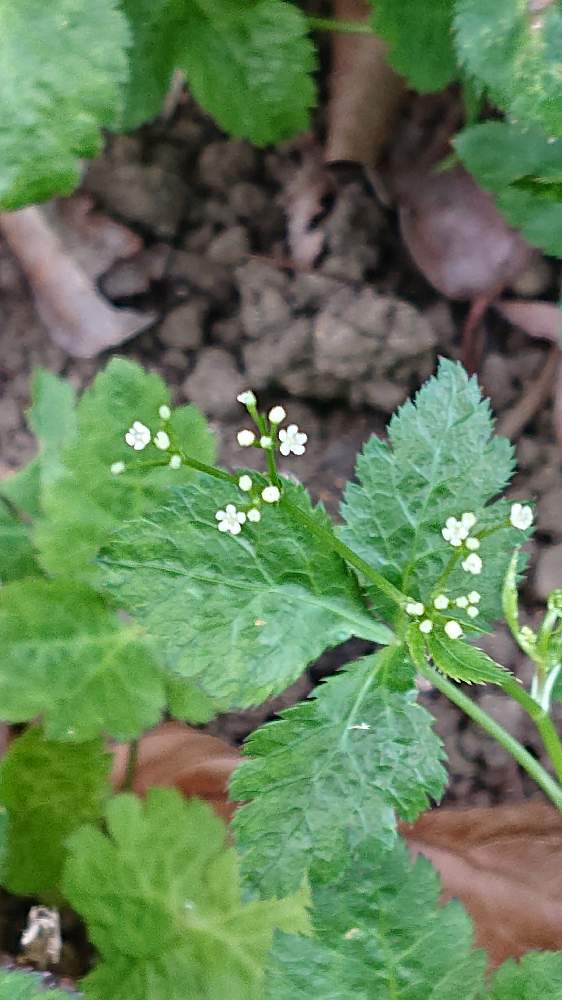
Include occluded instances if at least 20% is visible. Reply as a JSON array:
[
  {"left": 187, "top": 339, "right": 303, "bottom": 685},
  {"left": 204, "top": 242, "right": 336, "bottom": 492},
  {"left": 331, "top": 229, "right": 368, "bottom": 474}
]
[{"left": 1, "top": 97, "right": 562, "bottom": 831}]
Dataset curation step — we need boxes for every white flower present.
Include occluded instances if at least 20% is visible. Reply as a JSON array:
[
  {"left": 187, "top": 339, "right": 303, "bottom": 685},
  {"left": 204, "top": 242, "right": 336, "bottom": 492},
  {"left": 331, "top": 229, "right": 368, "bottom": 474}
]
[
  {"left": 159, "top": 404, "right": 171, "bottom": 421},
  {"left": 465, "top": 537, "right": 480, "bottom": 551},
  {"left": 238, "top": 475, "right": 252, "bottom": 492},
  {"left": 268, "top": 405, "right": 286, "bottom": 424},
  {"left": 467, "top": 606, "right": 479, "bottom": 619},
  {"left": 237, "top": 390, "right": 257, "bottom": 407},
  {"left": 260, "top": 435, "right": 273, "bottom": 449},
  {"left": 169, "top": 454, "right": 182, "bottom": 469},
  {"left": 216, "top": 504, "right": 246, "bottom": 535},
  {"left": 461, "top": 512, "right": 477, "bottom": 530},
  {"left": 237, "top": 429, "right": 256, "bottom": 447},
  {"left": 441, "top": 516, "right": 469, "bottom": 547},
  {"left": 433, "top": 594, "right": 449, "bottom": 610},
  {"left": 455, "top": 596, "right": 469, "bottom": 608},
  {"left": 110, "top": 461, "right": 125, "bottom": 476},
  {"left": 154, "top": 430, "right": 170, "bottom": 451},
  {"left": 510, "top": 502, "right": 533, "bottom": 531},
  {"left": 262, "top": 485, "right": 281, "bottom": 503},
  {"left": 462, "top": 553, "right": 483, "bottom": 575},
  {"left": 419, "top": 619, "right": 433, "bottom": 634},
  {"left": 468, "top": 591, "right": 481, "bottom": 604},
  {"left": 405, "top": 601, "right": 425, "bottom": 616},
  {"left": 279, "top": 424, "right": 307, "bottom": 457},
  {"left": 445, "top": 620, "right": 463, "bottom": 639},
  {"left": 125, "top": 420, "right": 151, "bottom": 451},
  {"left": 247, "top": 508, "right": 261, "bottom": 523}
]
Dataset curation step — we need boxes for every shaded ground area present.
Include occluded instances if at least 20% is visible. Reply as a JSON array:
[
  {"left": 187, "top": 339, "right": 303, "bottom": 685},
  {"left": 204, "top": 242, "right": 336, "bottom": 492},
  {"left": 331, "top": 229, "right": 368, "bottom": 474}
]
[{"left": 1, "top": 95, "right": 561, "bottom": 815}]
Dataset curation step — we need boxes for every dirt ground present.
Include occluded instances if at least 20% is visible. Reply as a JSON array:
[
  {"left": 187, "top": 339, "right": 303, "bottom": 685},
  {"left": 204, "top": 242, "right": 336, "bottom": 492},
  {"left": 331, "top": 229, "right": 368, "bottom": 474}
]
[{"left": 1, "top": 94, "right": 561, "bottom": 816}]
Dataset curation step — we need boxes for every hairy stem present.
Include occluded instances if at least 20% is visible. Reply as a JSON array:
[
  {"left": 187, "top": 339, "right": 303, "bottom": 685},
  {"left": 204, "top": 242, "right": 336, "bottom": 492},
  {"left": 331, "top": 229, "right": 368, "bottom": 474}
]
[
  {"left": 417, "top": 660, "right": 562, "bottom": 813},
  {"left": 307, "top": 15, "right": 374, "bottom": 35},
  {"left": 501, "top": 675, "right": 562, "bottom": 785},
  {"left": 122, "top": 739, "right": 140, "bottom": 793}
]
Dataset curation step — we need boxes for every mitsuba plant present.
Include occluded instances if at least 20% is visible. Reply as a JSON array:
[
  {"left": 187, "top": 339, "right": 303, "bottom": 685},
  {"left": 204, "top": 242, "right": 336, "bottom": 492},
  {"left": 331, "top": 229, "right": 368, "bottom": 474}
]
[{"left": 1, "top": 358, "right": 562, "bottom": 998}]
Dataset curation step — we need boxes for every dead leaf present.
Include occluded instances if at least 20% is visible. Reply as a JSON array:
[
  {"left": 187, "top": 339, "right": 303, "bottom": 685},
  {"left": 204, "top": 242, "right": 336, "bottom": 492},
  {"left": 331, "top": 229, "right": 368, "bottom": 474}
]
[
  {"left": 284, "top": 143, "right": 333, "bottom": 266},
  {"left": 403, "top": 803, "right": 562, "bottom": 966},
  {"left": 0, "top": 205, "right": 156, "bottom": 357},
  {"left": 494, "top": 299, "right": 562, "bottom": 345},
  {"left": 44, "top": 194, "right": 143, "bottom": 280},
  {"left": 325, "top": 0, "right": 406, "bottom": 169},
  {"left": 111, "top": 721, "right": 240, "bottom": 821}
]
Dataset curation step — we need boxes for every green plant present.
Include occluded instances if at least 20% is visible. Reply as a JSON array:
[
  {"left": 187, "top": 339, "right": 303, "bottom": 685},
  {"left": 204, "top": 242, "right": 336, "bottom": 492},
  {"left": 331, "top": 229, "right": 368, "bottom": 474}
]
[
  {"left": 1, "top": 357, "right": 562, "bottom": 995},
  {"left": 2, "top": 1, "right": 562, "bottom": 263}
]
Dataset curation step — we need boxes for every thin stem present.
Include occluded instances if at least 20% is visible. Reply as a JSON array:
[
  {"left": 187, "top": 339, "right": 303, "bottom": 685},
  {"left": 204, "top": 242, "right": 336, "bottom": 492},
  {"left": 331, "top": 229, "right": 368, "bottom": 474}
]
[
  {"left": 283, "top": 496, "right": 407, "bottom": 609},
  {"left": 501, "top": 675, "right": 562, "bottom": 785},
  {"left": 417, "top": 660, "right": 562, "bottom": 813},
  {"left": 307, "top": 15, "right": 374, "bottom": 35},
  {"left": 177, "top": 452, "right": 237, "bottom": 484},
  {"left": 122, "top": 739, "right": 140, "bottom": 793}
]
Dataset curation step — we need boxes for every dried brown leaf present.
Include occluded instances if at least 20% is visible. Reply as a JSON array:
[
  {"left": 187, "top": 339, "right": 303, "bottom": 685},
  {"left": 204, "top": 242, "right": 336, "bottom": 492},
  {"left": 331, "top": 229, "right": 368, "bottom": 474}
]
[{"left": 0, "top": 206, "right": 155, "bottom": 357}]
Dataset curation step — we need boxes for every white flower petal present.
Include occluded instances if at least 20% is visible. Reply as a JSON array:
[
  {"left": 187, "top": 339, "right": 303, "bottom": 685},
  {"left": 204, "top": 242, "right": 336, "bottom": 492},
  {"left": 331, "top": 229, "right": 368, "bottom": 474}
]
[
  {"left": 444, "top": 620, "right": 463, "bottom": 640},
  {"left": 455, "top": 596, "right": 469, "bottom": 608},
  {"left": 154, "top": 431, "right": 170, "bottom": 451},
  {"left": 238, "top": 475, "right": 252, "bottom": 492},
  {"left": 510, "top": 502, "right": 533, "bottom": 531},
  {"left": 433, "top": 594, "right": 449, "bottom": 610},
  {"left": 461, "top": 512, "right": 476, "bottom": 530},
  {"left": 110, "top": 461, "right": 125, "bottom": 476},
  {"left": 237, "top": 391, "right": 257, "bottom": 407},
  {"left": 419, "top": 619, "right": 433, "bottom": 634},
  {"left": 467, "top": 606, "right": 479, "bottom": 619},
  {"left": 159, "top": 404, "right": 171, "bottom": 421},
  {"left": 465, "top": 537, "right": 480, "bottom": 550},
  {"left": 217, "top": 520, "right": 229, "bottom": 532},
  {"left": 247, "top": 508, "right": 261, "bottom": 523},
  {"left": 461, "top": 553, "right": 483, "bottom": 575},
  {"left": 262, "top": 485, "right": 281, "bottom": 503},
  {"left": 237, "top": 430, "right": 255, "bottom": 447},
  {"left": 468, "top": 591, "right": 481, "bottom": 604},
  {"left": 169, "top": 454, "right": 181, "bottom": 469},
  {"left": 268, "top": 406, "right": 286, "bottom": 424}
]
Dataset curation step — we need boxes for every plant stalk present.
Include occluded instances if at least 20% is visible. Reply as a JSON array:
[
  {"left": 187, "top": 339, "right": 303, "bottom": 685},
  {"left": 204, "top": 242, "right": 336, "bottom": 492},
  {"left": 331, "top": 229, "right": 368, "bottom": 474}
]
[
  {"left": 122, "top": 739, "right": 140, "bottom": 793},
  {"left": 418, "top": 660, "right": 562, "bottom": 813},
  {"left": 307, "top": 15, "right": 374, "bottom": 35},
  {"left": 500, "top": 675, "right": 562, "bottom": 785}
]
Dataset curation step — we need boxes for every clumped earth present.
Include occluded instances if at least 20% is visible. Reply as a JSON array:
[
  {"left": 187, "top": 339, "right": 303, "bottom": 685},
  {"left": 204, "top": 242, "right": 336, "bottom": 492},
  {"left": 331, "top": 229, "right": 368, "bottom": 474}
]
[{"left": 1, "top": 94, "right": 561, "bottom": 822}]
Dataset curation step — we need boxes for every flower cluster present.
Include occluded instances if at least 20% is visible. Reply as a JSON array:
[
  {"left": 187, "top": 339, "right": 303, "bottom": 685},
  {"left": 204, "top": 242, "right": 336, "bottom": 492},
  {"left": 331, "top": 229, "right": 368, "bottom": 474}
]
[
  {"left": 441, "top": 511, "right": 482, "bottom": 574},
  {"left": 112, "top": 404, "right": 182, "bottom": 474},
  {"left": 406, "top": 587, "right": 482, "bottom": 641},
  {"left": 215, "top": 476, "right": 281, "bottom": 535},
  {"left": 236, "top": 392, "right": 307, "bottom": 459}
]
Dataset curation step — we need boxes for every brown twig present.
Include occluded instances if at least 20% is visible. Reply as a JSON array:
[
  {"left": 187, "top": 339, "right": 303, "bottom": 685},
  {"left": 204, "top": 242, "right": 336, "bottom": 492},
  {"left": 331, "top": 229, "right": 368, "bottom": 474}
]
[{"left": 497, "top": 344, "right": 560, "bottom": 440}]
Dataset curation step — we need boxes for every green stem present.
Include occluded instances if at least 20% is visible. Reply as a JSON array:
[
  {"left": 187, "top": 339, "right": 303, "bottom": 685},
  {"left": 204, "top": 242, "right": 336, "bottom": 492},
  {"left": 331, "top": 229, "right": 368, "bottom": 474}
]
[
  {"left": 122, "top": 739, "right": 140, "bottom": 793},
  {"left": 177, "top": 453, "right": 237, "bottom": 484},
  {"left": 283, "top": 496, "right": 407, "bottom": 609},
  {"left": 501, "top": 675, "right": 562, "bottom": 785},
  {"left": 307, "top": 15, "right": 374, "bottom": 35},
  {"left": 417, "top": 660, "right": 562, "bottom": 813}
]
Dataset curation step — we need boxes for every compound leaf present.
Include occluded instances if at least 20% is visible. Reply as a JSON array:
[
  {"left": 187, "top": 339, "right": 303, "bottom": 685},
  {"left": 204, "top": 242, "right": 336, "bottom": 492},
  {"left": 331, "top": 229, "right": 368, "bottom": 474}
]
[
  {"left": 99, "top": 476, "right": 392, "bottom": 713},
  {"left": 35, "top": 358, "right": 215, "bottom": 581},
  {"left": 177, "top": 0, "right": 316, "bottom": 146},
  {"left": 64, "top": 789, "right": 309, "bottom": 1000},
  {"left": 0, "top": 506, "right": 40, "bottom": 582},
  {"left": 0, "top": 969, "right": 69, "bottom": 1000},
  {"left": 268, "top": 838, "right": 486, "bottom": 999},
  {"left": 0, "top": 0, "right": 130, "bottom": 210},
  {"left": 341, "top": 359, "right": 524, "bottom": 627},
  {"left": 0, "top": 578, "right": 166, "bottom": 741},
  {"left": 490, "top": 952, "right": 562, "bottom": 999},
  {"left": 231, "top": 653, "right": 446, "bottom": 897},
  {"left": 455, "top": 121, "right": 562, "bottom": 258},
  {"left": 455, "top": 0, "right": 562, "bottom": 136},
  {"left": 369, "top": 0, "right": 457, "bottom": 92},
  {"left": 0, "top": 726, "right": 110, "bottom": 896}
]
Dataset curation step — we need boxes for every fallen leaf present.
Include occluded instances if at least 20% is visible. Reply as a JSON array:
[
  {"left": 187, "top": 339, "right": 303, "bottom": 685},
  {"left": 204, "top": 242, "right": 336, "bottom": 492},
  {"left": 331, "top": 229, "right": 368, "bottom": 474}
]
[
  {"left": 44, "top": 194, "right": 143, "bottom": 280},
  {"left": 284, "top": 142, "right": 333, "bottom": 266},
  {"left": 0, "top": 206, "right": 155, "bottom": 357},
  {"left": 403, "top": 802, "right": 562, "bottom": 966},
  {"left": 494, "top": 299, "right": 562, "bottom": 345},
  {"left": 325, "top": 0, "right": 406, "bottom": 168},
  {"left": 111, "top": 721, "right": 240, "bottom": 821}
]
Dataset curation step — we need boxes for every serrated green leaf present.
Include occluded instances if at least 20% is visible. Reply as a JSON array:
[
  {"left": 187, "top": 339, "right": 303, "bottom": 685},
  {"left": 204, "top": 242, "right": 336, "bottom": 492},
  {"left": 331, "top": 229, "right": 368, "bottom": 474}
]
[
  {"left": 0, "top": 504, "right": 41, "bottom": 582},
  {"left": 455, "top": 121, "right": 562, "bottom": 257},
  {"left": 120, "top": 0, "right": 183, "bottom": 129},
  {"left": 177, "top": 0, "right": 316, "bottom": 146},
  {"left": 28, "top": 370, "right": 77, "bottom": 490},
  {"left": 64, "top": 789, "right": 309, "bottom": 1000},
  {"left": 0, "top": 578, "right": 167, "bottom": 741},
  {"left": 231, "top": 653, "right": 445, "bottom": 897},
  {"left": 0, "top": 0, "right": 130, "bottom": 210},
  {"left": 490, "top": 951, "right": 562, "bottom": 999},
  {"left": 99, "top": 475, "right": 392, "bottom": 713},
  {"left": 0, "top": 370, "right": 76, "bottom": 521},
  {"left": 0, "top": 726, "right": 110, "bottom": 896},
  {"left": 35, "top": 358, "right": 216, "bottom": 581},
  {"left": 369, "top": 0, "right": 457, "bottom": 92},
  {"left": 0, "top": 969, "right": 70, "bottom": 1000},
  {"left": 454, "top": 0, "right": 562, "bottom": 136},
  {"left": 375, "top": 641, "right": 416, "bottom": 692},
  {"left": 341, "top": 359, "right": 520, "bottom": 627},
  {"left": 427, "top": 631, "right": 508, "bottom": 685},
  {"left": 268, "top": 838, "right": 486, "bottom": 999}
]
